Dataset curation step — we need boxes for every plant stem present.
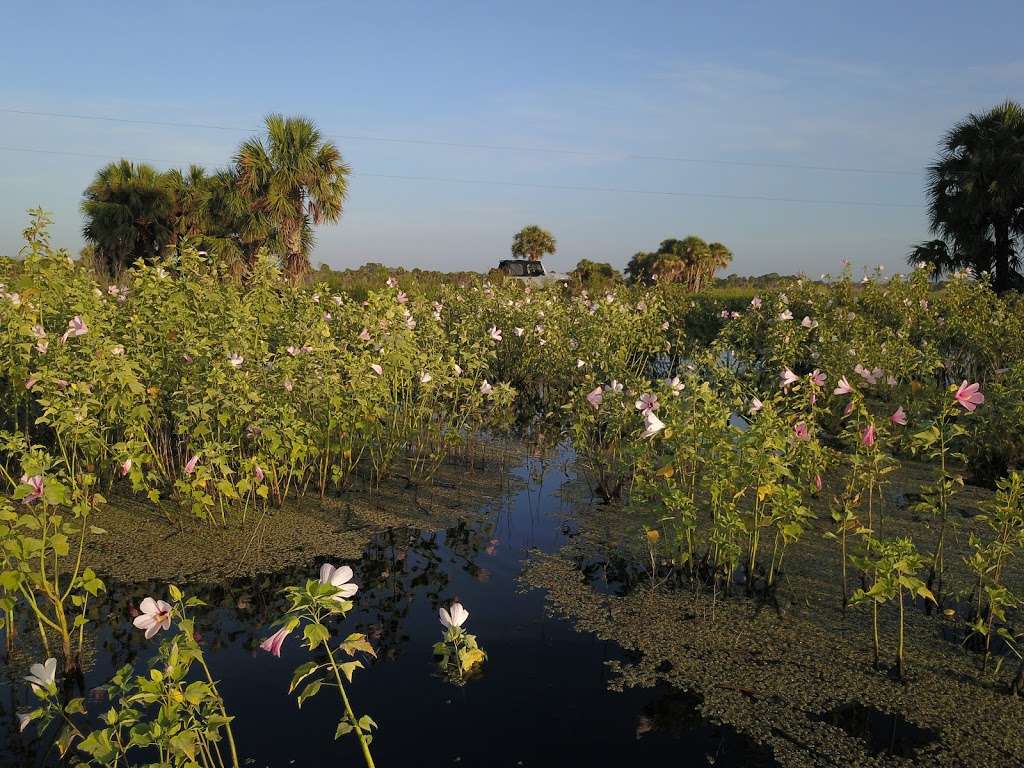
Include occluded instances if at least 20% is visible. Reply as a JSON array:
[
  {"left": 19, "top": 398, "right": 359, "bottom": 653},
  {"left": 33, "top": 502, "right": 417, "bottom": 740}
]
[{"left": 324, "top": 643, "right": 376, "bottom": 768}]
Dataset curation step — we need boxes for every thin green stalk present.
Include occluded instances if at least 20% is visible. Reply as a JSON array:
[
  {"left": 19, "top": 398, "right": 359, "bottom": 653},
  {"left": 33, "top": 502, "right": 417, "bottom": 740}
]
[{"left": 324, "top": 643, "right": 376, "bottom": 768}]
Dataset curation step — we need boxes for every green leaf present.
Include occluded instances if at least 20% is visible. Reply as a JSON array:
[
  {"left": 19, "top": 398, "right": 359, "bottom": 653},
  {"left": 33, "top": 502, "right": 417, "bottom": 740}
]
[
  {"left": 296, "top": 679, "right": 322, "bottom": 708},
  {"left": 288, "top": 661, "right": 320, "bottom": 694},
  {"left": 339, "top": 661, "right": 362, "bottom": 682},
  {"left": 304, "top": 622, "right": 330, "bottom": 650},
  {"left": 64, "top": 697, "right": 86, "bottom": 715},
  {"left": 169, "top": 731, "right": 197, "bottom": 760},
  {"left": 335, "top": 719, "right": 353, "bottom": 739}
]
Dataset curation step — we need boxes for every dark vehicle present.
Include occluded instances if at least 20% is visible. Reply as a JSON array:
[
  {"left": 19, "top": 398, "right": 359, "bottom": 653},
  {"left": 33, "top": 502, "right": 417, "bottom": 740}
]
[{"left": 498, "top": 259, "right": 567, "bottom": 284}]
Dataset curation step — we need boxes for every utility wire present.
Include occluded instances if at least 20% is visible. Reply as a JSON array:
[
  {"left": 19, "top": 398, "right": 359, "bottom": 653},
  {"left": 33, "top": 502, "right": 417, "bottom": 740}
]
[
  {"left": 0, "top": 145, "right": 923, "bottom": 209},
  {"left": 0, "top": 107, "right": 922, "bottom": 177}
]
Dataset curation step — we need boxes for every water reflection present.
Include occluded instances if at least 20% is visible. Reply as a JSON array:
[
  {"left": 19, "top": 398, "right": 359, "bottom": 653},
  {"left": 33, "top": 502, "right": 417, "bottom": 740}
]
[
  {"left": 636, "top": 689, "right": 778, "bottom": 767},
  {"left": 0, "top": 445, "right": 776, "bottom": 767},
  {"left": 812, "top": 701, "right": 939, "bottom": 758}
]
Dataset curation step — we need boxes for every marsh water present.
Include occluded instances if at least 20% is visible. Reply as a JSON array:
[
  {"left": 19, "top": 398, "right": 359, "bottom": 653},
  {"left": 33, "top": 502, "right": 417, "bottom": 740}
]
[{"left": 0, "top": 447, "right": 778, "bottom": 767}]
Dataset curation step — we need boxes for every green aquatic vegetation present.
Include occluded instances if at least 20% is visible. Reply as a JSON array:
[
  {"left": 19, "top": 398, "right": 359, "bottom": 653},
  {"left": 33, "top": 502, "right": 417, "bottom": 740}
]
[
  {"left": 17, "top": 586, "right": 240, "bottom": 767},
  {"left": 909, "top": 382, "right": 981, "bottom": 595},
  {"left": 964, "top": 471, "right": 1024, "bottom": 674},
  {"left": 825, "top": 389, "right": 899, "bottom": 610},
  {"left": 736, "top": 400, "right": 807, "bottom": 590},
  {"left": 1, "top": 222, "right": 524, "bottom": 529},
  {"left": 628, "top": 381, "right": 819, "bottom": 595},
  {"left": 262, "top": 563, "right": 378, "bottom": 768},
  {"left": 0, "top": 445, "right": 105, "bottom": 673},
  {"left": 433, "top": 601, "right": 487, "bottom": 684},
  {"left": 850, "top": 537, "right": 936, "bottom": 679},
  {"left": 571, "top": 377, "right": 648, "bottom": 501}
]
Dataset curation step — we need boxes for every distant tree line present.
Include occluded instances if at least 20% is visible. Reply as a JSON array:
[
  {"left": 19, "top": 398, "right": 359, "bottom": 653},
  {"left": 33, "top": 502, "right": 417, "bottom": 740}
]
[{"left": 503, "top": 225, "right": 733, "bottom": 291}]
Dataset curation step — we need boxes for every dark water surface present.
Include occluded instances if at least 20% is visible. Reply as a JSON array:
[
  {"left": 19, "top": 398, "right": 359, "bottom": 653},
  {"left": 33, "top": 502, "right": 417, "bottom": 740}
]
[{"left": 1, "top": 448, "right": 775, "bottom": 767}]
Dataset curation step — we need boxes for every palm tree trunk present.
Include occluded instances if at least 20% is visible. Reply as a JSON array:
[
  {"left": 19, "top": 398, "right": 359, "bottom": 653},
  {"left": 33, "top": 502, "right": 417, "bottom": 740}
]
[
  {"left": 285, "top": 251, "right": 309, "bottom": 282},
  {"left": 284, "top": 223, "right": 308, "bottom": 282},
  {"left": 994, "top": 221, "right": 1011, "bottom": 293}
]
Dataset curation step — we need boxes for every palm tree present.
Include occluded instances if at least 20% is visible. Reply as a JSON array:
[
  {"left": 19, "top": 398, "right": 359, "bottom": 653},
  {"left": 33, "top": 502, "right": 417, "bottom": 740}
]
[
  {"left": 164, "top": 165, "right": 213, "bottom": 245},
  {"left": 911, "top": 101, "right": 1024, "bottom": 292},
  {"left": 511, "top": 225, "right": 557, "bottom": 261},
  {"left": 81, "top": 160, "right": 177, "bottom": 276},
  {"left": 706, "top": 242, "right": 733, "bottom": 289},
  {"left": 625, "top": 251, "right": 657, "bottom": 285},
  {"left": 198, "top": 168, "right": 266, "bottom": 273},
  {"left": 235, "top": 114, "right": 351, "bottom": 280},
  {"left": 625, "top": 236, "right": 731, "bottom": 290}
]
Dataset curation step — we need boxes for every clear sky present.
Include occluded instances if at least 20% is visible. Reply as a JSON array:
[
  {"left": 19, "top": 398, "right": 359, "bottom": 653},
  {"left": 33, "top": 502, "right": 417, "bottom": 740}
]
[{"left": 1, "top": 1, "right": 1022, "bottom": 276}]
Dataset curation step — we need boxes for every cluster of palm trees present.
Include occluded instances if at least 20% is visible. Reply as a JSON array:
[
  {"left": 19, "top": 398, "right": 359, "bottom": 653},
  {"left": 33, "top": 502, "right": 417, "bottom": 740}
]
[
  {"left": 625, "top": 236, "right": 732, "bottom": 290},
  {"left": 81, "top": 114, "right": 350, "bottom": 280},
  {"left": 910, "top": 100, "right": 1024, "bottom": 292}
]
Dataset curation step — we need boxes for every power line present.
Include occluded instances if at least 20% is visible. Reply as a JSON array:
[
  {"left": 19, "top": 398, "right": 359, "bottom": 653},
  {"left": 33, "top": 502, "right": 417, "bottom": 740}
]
[
  {"left": 355, "top": 171, "right": 924, "bottom": 208},
  {"left": 0, "top": 107, "right": 923, "bottom": 177},
  {"left": 0, "top": 145, "right": 924, "bottom": 209}
]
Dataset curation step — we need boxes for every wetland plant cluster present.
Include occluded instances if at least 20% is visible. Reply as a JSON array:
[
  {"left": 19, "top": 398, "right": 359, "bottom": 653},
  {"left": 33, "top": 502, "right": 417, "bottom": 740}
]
[{"left": 5, "top": 212, "right": 1024, "bottom": 761}]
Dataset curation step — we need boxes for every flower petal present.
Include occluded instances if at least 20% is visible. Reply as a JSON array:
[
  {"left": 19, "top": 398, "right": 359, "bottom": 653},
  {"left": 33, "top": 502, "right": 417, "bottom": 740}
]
[{"left": 330, "top": 565, "right": 353, "bottom": 587}]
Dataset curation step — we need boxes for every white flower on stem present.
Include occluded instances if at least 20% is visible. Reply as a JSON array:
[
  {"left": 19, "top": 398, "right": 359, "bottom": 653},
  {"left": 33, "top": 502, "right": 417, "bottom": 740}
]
[
  {"left": 640, "top": 411, "right": 665, "bottom": 439},
  {"left": 24, "top": 658, "right": 57, "bottom": 692},
  {"left": 133, "top": 598, "right": 172, "bottom": 639},
  {"left": 439, "top": 602, "right": 469, "bottom": 629},
  {"left": 319, "top": 563, "right": 358, "bottom": 600}
]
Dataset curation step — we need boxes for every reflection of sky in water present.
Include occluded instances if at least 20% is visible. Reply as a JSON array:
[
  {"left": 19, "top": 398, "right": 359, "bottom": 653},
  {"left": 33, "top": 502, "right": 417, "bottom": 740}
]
[{"left": 0, "top": 447, "right": 774, "bottom": 767}]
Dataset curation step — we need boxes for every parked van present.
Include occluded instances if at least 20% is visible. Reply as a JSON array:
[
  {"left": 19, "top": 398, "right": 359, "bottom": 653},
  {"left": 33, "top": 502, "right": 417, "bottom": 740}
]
[{"left": 497, "top": 259, "right": 567, "bottom": 285}]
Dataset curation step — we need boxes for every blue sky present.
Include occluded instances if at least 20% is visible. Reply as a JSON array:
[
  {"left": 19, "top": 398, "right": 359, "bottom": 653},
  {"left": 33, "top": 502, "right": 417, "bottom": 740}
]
[{"left": 1, "top": 1, "right": 1022, "bottom": 276}]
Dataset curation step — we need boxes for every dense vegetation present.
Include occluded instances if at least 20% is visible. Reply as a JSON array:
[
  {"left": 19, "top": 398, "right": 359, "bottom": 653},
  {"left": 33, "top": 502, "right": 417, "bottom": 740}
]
[{"left": 4, "top": 99, "right": 1024, "bottom": 766}]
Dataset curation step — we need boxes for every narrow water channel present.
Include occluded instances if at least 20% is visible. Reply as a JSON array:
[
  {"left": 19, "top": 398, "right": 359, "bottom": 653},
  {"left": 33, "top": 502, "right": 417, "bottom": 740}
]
[{"left": 1, "top": 447, "right": 774, "bottom": 766}]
